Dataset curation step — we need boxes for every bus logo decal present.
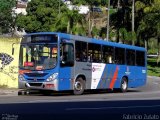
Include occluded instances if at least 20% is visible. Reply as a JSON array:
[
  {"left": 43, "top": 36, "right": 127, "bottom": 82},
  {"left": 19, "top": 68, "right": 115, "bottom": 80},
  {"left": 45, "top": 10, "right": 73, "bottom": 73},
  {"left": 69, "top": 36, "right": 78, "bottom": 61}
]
[
  {"left": 91, "top": 63, "right": 105, "bottom": 89},
  {"left": 34, "top": 78, "right": 37, "bottom": 82},
  {"left": 92, "top": 67, "right": 95, "bottom": 72}
]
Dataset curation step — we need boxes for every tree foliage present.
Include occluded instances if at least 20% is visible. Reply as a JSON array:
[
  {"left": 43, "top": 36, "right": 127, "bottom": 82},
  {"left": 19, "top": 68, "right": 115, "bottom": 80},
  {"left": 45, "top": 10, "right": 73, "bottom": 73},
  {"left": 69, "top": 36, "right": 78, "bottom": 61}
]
[
  {"left": 15, "top": 0, "right": 160, "bottom": 53},
  {"left": 110, "top": 0, "right": 132, "bottom": 43},
  {"left": 71, "top": 0, "right": 107, "bottom": 6},
  {"left": 16, "top": 0, "right": 86, "bottom": 34},
  {"left": 135, "top": 0, "right": 160, "bottom": 64},
  {"left": 136, "top": 0, "right": 160, "bottom": 44},
  {"left": 0, "top": 0, "right": 16, "bottom": 34},
  {"left": 71, "top": 0, "right": 108, "bottom": 37},
  {"left": 16, "top": 0, "right": 68, "bottom": 33}
]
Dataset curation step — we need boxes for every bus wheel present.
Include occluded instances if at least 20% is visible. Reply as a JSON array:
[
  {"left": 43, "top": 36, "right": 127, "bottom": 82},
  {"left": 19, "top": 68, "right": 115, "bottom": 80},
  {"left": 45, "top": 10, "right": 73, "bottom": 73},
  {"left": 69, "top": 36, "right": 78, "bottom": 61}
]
[
  {"left": 73, "top": 77, "right": 85, "bottom": 95},
  {"left": 120, "top": 77, "right": 128, "bottom": 92}
]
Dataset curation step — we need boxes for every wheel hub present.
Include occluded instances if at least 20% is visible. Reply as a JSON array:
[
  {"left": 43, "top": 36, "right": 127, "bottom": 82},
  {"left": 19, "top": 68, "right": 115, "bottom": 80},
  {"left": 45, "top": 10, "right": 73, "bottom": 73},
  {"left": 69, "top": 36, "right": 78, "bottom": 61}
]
[
  {"left": 74, "top": 81, "right": 82, "bottom": 91},
  {"left": 122, "top": 81, "right": 127, "bottom": 90}
]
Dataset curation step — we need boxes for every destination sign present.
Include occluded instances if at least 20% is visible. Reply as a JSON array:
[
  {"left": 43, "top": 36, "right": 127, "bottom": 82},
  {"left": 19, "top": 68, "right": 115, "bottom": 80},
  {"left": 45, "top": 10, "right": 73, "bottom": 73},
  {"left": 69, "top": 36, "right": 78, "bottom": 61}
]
[{"left": 21, "top": 34, "right": 58, "bottom": 43}]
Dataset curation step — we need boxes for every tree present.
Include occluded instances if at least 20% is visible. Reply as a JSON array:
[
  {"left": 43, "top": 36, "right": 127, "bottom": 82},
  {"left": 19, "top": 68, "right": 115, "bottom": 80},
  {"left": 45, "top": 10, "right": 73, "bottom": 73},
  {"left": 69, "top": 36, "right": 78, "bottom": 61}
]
[
  {"left": 135, "top": 0, "right": 160, "bottom": 64},
  {"left": 71, "top": 0, "right": 107, "bottom": 37},
  {"left": 110, "top": 0, "right": 132, "bottom": 43},
  {"left": 0, "top": 0, "right": 16, "bottom": 34},
  {"left": 135, "top": 0, "right": 151, "bottom": 47},
  {"left": 71, "top": 0, "right": 103, "bottom": 6},
  {"left": 63, "top": 9, "right": 85, "bottom": 34},
  {"left": 16, "top": 0, "right": 68, "bottom": 33},
  {"left": 148, "top": 0, "right": 160, "bottom": 64},
  {"left": 16, "top": 0, "right": 86, "bottom": 35},
  {"left": 119, "top": 28, "right": 128, "bottom": 43}
]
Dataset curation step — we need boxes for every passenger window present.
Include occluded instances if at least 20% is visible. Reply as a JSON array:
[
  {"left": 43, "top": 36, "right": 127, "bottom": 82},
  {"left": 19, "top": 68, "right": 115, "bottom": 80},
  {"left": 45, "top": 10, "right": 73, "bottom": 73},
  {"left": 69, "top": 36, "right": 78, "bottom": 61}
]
[
  {"left": 75, "top": 41, "right": 87, "bottom": 62},
  {"left": 126, "top": 49, "right": 135, "bottom": 66},
  {"left": 102, "top": 46, "right": 114, "bottom": 63},
  {"left": 136, "top": 51, "right": 145, "bottom": 66},
  {"left": 88, "top": 43, "right": 101, "bottom": 63},
  {"left": 115, "top": 47, "right": 125, "bottom": 64}
]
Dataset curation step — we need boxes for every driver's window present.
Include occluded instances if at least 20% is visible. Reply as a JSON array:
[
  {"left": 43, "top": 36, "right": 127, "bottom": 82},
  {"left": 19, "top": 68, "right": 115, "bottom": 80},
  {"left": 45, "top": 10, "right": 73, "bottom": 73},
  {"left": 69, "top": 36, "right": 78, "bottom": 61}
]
[{"left": 60, "top": 43, "right": 74, "bottom": 67}]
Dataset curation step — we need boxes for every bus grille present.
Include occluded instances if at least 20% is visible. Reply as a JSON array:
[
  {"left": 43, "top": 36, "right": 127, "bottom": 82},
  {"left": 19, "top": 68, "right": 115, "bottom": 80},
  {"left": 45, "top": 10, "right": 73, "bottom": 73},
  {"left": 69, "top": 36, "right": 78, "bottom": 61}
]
[
  {"left": 27, "top": 79, "right": 45, "bottom": 81},
  {"left": 25, "top": 73, "right": 48, "bottom": 77},
  {"left": 29, "top": 83, "right": 42, "bottom": 87}
]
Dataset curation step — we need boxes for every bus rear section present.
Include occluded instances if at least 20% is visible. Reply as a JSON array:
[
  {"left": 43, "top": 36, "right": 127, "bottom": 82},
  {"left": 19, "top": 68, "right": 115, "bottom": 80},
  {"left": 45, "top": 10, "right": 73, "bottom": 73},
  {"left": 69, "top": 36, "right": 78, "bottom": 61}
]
[{"left": 73, "top": 39, "right": 147, "bottom": 94}]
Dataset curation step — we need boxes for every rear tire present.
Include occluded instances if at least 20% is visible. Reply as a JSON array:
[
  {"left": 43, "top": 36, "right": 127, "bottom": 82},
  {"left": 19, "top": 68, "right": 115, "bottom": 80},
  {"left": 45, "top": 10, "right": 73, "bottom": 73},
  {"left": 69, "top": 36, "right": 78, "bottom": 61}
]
[
  {"left": 73, "top": 77, "right": 85, "bottom": 95},
  {"left": 120, "top": 77, "right": 128, "bottom": 92}
]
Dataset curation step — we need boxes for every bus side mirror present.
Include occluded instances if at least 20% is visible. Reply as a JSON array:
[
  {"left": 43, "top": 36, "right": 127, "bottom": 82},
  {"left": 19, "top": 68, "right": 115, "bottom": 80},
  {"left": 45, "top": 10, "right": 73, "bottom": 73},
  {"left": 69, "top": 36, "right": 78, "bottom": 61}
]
[
  {"left": 60, "top": 60, "right": 74, "bottom": 67},
  {"left": 12, "top": 48, "right": 14, "bottom": 55},
  {"left": 12, "top": 43, "right": 15, "bottom": 55}
]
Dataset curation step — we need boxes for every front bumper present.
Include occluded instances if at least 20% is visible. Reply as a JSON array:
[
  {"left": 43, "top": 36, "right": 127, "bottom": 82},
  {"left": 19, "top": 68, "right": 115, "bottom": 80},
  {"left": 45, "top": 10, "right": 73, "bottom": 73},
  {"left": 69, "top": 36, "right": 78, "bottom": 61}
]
[{"left": 18, "top": 80, "right": 58, "bottom": 91}]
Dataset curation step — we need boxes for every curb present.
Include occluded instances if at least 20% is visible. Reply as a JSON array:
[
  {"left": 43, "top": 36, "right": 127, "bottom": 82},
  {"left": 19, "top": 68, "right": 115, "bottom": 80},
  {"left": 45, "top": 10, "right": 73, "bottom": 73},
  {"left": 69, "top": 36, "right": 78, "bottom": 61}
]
[
  {"left": 0, "top": 88, "right": 18, "bottom": 96},
  {"left": 148, "top": 76, "right": 160, "bottom": 79}
]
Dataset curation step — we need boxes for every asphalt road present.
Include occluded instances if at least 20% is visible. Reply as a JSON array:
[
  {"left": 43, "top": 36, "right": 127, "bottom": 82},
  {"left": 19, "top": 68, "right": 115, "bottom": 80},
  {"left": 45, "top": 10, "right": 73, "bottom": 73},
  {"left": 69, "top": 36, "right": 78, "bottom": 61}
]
[{"left": 0, "top": 76, "right": 160, "bottom": 120}]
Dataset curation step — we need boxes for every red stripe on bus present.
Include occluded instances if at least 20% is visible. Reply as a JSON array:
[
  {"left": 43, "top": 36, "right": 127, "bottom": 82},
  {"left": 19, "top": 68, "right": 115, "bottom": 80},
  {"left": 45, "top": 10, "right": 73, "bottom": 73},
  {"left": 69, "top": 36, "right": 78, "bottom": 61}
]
[{"left": 109, "top": 66, "right": 118, "bottom": 89}]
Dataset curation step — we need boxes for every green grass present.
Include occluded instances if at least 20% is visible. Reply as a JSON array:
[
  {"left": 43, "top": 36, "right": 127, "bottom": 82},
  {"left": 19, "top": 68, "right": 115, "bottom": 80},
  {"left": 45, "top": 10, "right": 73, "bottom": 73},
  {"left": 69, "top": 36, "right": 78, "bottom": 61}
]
[{"left": 147, "top": 58, "right": 160, "bottom": 77}]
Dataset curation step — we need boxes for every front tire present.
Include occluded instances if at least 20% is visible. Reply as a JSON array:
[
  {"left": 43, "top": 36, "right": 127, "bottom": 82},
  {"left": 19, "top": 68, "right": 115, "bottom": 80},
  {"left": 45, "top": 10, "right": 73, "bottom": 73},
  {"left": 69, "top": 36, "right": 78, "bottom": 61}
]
[{"left": 73, "top": 77, "right": 85, "bottom": 95}]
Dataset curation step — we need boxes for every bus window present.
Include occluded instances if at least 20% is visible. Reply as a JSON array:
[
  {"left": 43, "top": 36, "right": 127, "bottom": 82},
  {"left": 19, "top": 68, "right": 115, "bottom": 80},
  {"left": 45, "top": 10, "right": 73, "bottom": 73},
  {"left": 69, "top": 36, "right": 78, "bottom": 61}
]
[
  {"left": 115, "top": 47, "right": 125, "bottom": 64},
  {"left": 75, "top": 41, "right": 87, "bottom": 62},
  {"left": 126, "top": 49, "right": 135, "bottom": 66},
  {"left": 102, "top": 45, "right": 114, "bottom": 63},
  {"left": 136, "top": 51, "right": 145, "bottom": 66},
  {"left": 88, "top": 43, "right": 101, "bottom": 63}
]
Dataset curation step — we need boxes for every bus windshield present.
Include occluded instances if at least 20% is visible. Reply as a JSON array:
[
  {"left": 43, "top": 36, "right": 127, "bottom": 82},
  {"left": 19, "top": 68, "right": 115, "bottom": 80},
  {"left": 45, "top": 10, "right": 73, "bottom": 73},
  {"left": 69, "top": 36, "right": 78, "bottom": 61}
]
[{"left": 19, "top": 44, "right": 58, "bottom": 70}]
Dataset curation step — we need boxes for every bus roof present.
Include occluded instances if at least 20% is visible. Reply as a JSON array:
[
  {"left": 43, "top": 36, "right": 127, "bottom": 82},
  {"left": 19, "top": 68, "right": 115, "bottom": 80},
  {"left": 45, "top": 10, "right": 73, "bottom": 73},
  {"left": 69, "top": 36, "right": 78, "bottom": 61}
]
[{"left": 25, "top": 32, "right": 146, "bottom": 52}]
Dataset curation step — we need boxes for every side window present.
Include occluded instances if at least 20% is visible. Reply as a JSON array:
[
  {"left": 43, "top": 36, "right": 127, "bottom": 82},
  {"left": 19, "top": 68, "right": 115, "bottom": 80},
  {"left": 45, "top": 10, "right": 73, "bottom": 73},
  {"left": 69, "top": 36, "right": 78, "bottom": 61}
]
[
  {"left": 88, "top": 43, "right": 101, "bottom": 63},
  {"left": 102, "top": 45, "right": 114, "bottom": 63},
  {"left": 126, "top": 49, "right": 135, "bottom": 66},
  {"left": 75, "top": 41, "right": 87, "bottom": 62},
  {"left": 60, "top": 43, "right": 74, "bottom": 67},
  {"left": 136, "top": 51, "right": 145, "bottom": 66},
  {"left": 115, "top": 47, "right": 125, "bottom": 64}
]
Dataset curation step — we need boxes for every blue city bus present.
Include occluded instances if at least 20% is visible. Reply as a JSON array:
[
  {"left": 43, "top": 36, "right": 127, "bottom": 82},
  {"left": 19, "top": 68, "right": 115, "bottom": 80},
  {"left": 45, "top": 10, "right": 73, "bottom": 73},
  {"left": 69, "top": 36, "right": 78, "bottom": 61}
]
[{"left": 18, "top": 32, "right": 147, "bottom": 95}]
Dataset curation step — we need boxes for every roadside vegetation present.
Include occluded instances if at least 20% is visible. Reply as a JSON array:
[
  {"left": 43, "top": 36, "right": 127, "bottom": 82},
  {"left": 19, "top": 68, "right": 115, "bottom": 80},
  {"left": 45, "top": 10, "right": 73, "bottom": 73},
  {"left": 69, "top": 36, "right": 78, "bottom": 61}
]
[{"left": 147, "top": 58, "right": 160, "bottom": 77}]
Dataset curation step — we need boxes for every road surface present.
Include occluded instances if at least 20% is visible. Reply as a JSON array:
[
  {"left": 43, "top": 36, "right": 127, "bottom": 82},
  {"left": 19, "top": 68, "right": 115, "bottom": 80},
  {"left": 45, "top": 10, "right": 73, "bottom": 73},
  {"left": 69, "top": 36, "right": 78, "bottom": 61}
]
[{"left": 0, "top": 76, "right": 160, "bottom": 120}]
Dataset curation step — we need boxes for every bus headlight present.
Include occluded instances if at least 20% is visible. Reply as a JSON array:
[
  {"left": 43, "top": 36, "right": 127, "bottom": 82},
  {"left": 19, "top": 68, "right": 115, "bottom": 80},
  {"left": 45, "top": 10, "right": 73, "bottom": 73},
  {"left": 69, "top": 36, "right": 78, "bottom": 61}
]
[
  {"left": 46, "top": 73, "right": 58, "bottom": 82},
  {"left": 19, "top": 74, "right": 26, "bottom": 81}
]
